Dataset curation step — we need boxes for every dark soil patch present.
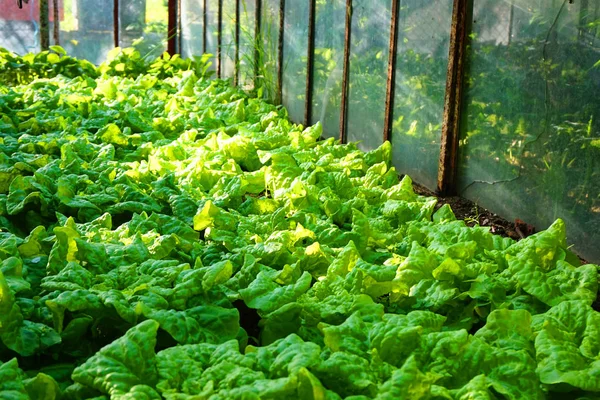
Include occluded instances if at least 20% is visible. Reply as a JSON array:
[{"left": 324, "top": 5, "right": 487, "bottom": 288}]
[{"left": 411, "top": 182, "right": 590, "bottom": 266}]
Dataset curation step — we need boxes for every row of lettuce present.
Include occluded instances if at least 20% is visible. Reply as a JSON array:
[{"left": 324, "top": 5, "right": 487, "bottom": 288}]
[{"left": 0, "top": 47, "right": 599, "bottom": 399}]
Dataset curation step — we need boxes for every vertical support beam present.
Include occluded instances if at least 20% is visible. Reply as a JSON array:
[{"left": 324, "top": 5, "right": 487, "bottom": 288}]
[
  {"left": 276, "top": 0, "right": 285, "bottom": 105},
  {"left": 304, "top": 0, "right": 316, "bottom": 126},
  {"left": 217, "top": 0, "right": 223, "bottom": 77},
  {"left": 203, "top": 0, "right": 208, "bottom": 53},
  {"left": 40, "top": 0, "right": 50, "bottom": 50},
  {"left": 52, "top": 0, "right": 60, "bottom": 46},
  {"left": 113, "top": 0, "right": 119, "bottom": 47},
  {"left": 383, "top": 0, "right": 399, "bottom": 142},
  {"left": 177, "top": 0, "right": 182, "bottom": 53},
  {"left": 234, "top": 0, "right": 240, "bottom": 85},
  {"left": 339, "top": 0, "right": 352, "bottom": 143},
  {"left": 168, "top": 0, "right": 178, "bottom": 55},
  {"left": 254, "top": 0, "right": 262, "bottom": 87},
  {"left": 437, "top": 0, "right": 469, "bottom": 195}
]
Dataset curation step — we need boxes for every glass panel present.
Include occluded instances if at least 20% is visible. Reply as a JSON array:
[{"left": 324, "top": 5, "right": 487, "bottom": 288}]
[
  {"left": 239, "top": 0, "right": 255, "bottom": 88},
  {"left": 260, "top": 0, "right": 279, "bottom": 100},
  {"left": 48, "top": 0, "right": 114, "bottom": 65},
  {"left": 222, "top": 0, "right": 236, "bottom": 78},
  {"left": 458, "top": 0, "right": 600, "bottom": 262},
  {"left": 119, "top": 0, "right": 168, "bottom": 59},
  {"left": 346, "top": 0, "right": 389, "bottom": 151},
  {"left": 181, "top": 0, "right": 204, "bottom": 59},
  {"left": 0, "top": 0, "right": 42, "bottom": 54},
  {"left": 282, "top": 0, "right": 308, "bottom": 124},
  {"left": 311, "top": 0, "right": 345, "bottom": 139},
  {"left": 391, "top": 0, "right": 452, "bottom": 190}
]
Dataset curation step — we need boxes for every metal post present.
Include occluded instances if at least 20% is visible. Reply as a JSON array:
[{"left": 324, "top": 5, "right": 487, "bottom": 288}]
[
  {"left": 203, "top": 0, "right": 207, "bottom": 53},
  {"left": 52, "top": 0, "right": 60, "bottom": 45},
  {"left": 437, "top": 0, "right": 469, "bottom": 195},
  {"left": 40, "top": 0, "right": 50, "bottom": 50},
  {"left": 276, "top": 0, "right": 285, "bottom": 105},
  {"left": 339, "top": 0, "right": 352, "bottom": 143},
  {"left": 168, "top": 0, "right": 178, "bottom": 55},
  {"left": 305, "top": 0, "right": 316, "bottom": 125},
  {"left": 113, "top": 0, "right": 119, "bottom": 47},
  {"left": 235, "top": 0, "right": 240, "bottom": 85},
  {"left": 217, "top": 0, "right": 222, "bottom": 77},
  {"left": 383, "top": 0, "right": 399, "bottom": 142}
]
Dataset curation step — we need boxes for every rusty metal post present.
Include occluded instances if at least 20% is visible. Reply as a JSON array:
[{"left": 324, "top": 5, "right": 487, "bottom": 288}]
[
  {"left": 437, "top": 0, "right": 469, "bottom": 195},
  {"left": 383, "top": 0, "right": 399, "bottom": 142},
  {"left": 276, "top": 0, "right": 285, "bottom": 104},
  {"left": 304, "top": 0, "right": 316, "bottom": 126},
  {"left": 235, "top": 0, "right": 240, "bottom": 85},
  {"left": 113, "top": 0, "right": 119, "bottom": 47},
  {"left": 339, "top": 0, "right": 352, "bottom": 143},
  {"left": 203, "top": 0, "right": 208, "bottom": 53},
  {"left": 52, "top": 0, "right": 60, "bottom": 45},
  {"left": 168, "top": 0, "right": 178, "bottom": 55},
  {"left": 40, "top": 0, "right": 50, "bottom": 50},
  {"left": 217, "top": 0, "right": 223, "bottom": 77}
]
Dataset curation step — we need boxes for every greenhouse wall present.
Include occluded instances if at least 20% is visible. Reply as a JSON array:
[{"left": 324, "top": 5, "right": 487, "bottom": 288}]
[{"left": 1, "top": 0, "right": 599, "bottom": 263}]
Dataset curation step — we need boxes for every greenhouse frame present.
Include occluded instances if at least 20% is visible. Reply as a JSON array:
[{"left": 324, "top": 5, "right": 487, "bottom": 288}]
[{"left": 1, "top": 0, "right": 600, "bottom": 399}]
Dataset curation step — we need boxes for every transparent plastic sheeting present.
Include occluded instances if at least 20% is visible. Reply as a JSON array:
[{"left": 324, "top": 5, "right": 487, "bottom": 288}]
[
  {"left": 260, "top": 0, "right": 280, "bottom": 100},
  {"left": 181, "top": 0, "right": 204, "bottom": 59},
  {"left": 0, "top": 0, "right": 42, "bottom": 55},
  {"left": 238, "top": 0, "right": 256, "bottom": 88},
  {"left": 390, "top": 0, "right": 452, "bottom": 190},
  {"left": 311, "top": 0, "right": 345, "bottom": 139},
  {"left": 458, "top": 0, "right": 600, "bottom": 261},
  {"left": 282, "top": 0, "right": 309, "bottom": 124},
  {"left": 205, "top": 0, "right": 219, "bottom": 72},
  {"left": 46, "top": 0, "right": 114, "bottom": 65},
  {"left": 222, "top": 0, "right": 236, "bottom": 78},
  {"left": 118, "top": 0, "right": 167, "bottom": 59},
  {"left": 346, "top": 0, "right": 390, "bottom": 151}
]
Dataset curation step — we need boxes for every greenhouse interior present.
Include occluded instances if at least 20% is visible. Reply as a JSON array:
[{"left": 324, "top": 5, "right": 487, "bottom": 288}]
[{"left": 0, "top": 0, "right": 599, "bottom": 398}]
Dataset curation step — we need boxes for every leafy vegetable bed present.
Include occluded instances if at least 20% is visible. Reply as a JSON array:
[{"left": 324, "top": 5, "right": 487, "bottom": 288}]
[{"left": 0, "top": 48, "right": 599, "bottom": 400}]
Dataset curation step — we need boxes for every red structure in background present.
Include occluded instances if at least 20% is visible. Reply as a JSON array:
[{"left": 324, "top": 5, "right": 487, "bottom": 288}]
[{"left": 1, "top": 0, "right": 64, "bottom": 21}]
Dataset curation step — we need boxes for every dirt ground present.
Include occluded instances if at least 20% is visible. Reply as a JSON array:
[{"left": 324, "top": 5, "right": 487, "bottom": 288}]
[{"left": 411, "top": 182, "right": 589, "bottom": 265}]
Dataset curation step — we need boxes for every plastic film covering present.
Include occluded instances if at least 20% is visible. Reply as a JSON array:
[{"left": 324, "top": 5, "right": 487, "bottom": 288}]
[
  {"left": 311, "top": 0, "right": 345, "bottom": 139},
  {"left": 118, "top": 0, "right": 167, "bottom": 59},
  {"left": 282, "top": 0, "right": 309, "bottom": 124},
  {"left": 260, "top": 0, "right": 280, "bottom": 100},
  {"left": 0, "top": 0, "right": 44, "bottom": 54},
  {"left": 205, "top": 0, "right": 219, "bottom": 72},
  {"left": 239, "top": 0, "right": 256, "bottom": 88},
  {"left": 222, "top": 0, "right": 236, "bottom": 78},
  {"left": 181, "top": 0, "right": 204, "bottom": 59},
  {"left": 46, "top": 0, "right": 114, "bottom": 65},
  {"left": 346, "top": 0, "right": 389, "bottom": 151},
  {"left": 391, "top": 0, "right": 452, "bottom": 190},
  {"left": 458, "top": 0, "right": 600, "bottom": 261}
]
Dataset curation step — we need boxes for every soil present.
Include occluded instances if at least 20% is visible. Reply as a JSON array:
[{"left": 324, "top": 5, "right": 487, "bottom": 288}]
[{"left": 410, "top": 182, "right": 590, "bottom": 265}]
